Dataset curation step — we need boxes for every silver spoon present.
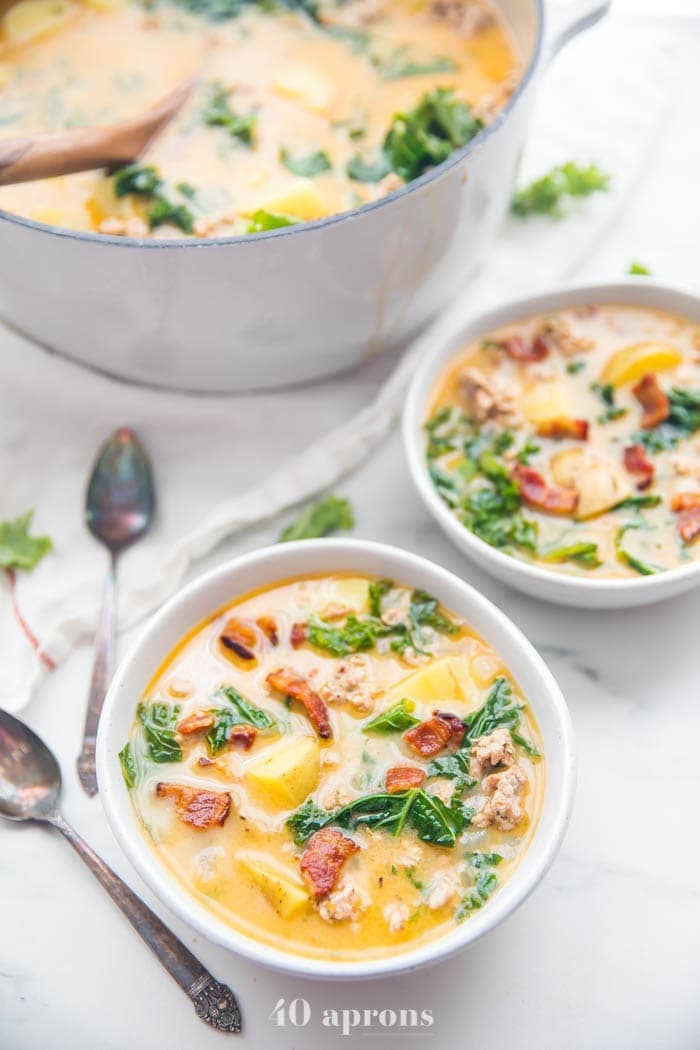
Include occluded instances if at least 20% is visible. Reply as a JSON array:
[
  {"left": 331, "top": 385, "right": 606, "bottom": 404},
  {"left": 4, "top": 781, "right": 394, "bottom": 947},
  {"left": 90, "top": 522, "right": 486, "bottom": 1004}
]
[
  {"left": 77, "top": 428, "right": 155, "bottom": 797},
  {"left": 0, "top": 708, "right": 241, "bottom": 1033}
]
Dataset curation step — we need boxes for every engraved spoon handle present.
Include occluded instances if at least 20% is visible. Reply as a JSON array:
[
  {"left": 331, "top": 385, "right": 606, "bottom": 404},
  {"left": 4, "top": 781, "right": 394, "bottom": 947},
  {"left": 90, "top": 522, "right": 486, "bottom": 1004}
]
[
  {"left": 50, "top": 812, "right": 241, "bottom": 1033},
  {"left": 77, "top": 551, "right": 117, "bottom": 797}
]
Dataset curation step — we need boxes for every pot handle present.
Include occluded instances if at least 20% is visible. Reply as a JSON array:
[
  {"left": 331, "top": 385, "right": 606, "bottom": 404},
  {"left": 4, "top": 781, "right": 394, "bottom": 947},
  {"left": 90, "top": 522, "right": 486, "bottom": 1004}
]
[{"left": 545, "top": 1, "right": 611, "bottom": 61}]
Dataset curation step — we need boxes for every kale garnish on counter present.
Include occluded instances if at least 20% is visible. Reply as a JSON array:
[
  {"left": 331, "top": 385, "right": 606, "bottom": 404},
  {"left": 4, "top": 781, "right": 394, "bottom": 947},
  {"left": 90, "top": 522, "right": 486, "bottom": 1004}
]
[
  {"left": 511, "top": 161, "right": 609, "bottom": 218},
  {"left": 278, "top": 495, "right": 355, "bottom": 541}
]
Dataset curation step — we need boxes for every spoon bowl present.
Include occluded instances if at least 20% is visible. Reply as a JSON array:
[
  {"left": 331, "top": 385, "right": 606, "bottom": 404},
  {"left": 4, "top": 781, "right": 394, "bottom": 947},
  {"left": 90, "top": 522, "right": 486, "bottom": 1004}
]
[
  {"left": 86, "top": 428, "right": 155, "bottom": 551},
  {"left": 0, "top": 710, "right": 60, "bottom": 821}
]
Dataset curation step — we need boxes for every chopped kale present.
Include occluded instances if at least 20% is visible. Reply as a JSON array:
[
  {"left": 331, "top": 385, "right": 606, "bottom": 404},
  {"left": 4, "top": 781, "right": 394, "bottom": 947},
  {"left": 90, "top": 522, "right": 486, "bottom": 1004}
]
[
  {"left": 635, "top": 387, "right": 700, "bottom": 452},
  {"left": 148, "top": 197, "right": 194, "bottom": 234},
  {"left": 511, "top": 162, "right": 609, "bottom": 218},
  {"left": 464, "top": 677, "right": 523, "bottom": 741},
  {"left": 280, "top": 148, "right": 332, "bottom": 177},
  {"left": 426, "top": 749, "right": 476, "bottom": 790},
  {"left": 362, "top": 698, "right": 420, "bottom": 734},
  {"left": 203, "top": 85, "right": 256, "bottom": 144},
  {"left": 247, "top": 209, "right": 299, "bottom": 232},
  {"left": 346, "top": 153, "right": 392, "bottom": 183},
  {"left": 288, "top": 787, "right": 470, "bottom": 848},
  {"left": 118, "top": 742, "right": 137, "bottom": 790},
  {"left": 614, "top": 495, "right": 662, "bottom": 511},
  {"left": 137, "top": 702, "right": 182, "bottom": 763},
  {"left": 113, "top": 163, "right": 162, "bottom": 198},
  {"left": 566, "top": 360, "right": 586, "bottom": 374},
  {"left": 377, "top": 52, "right": 457, "bottom": 80},
  {"left": 348, "top": 88, "right": 481, "bottom": 183},
  {"left": 278, "top": 495, "right": 354, "bottom": 541},
  {"left": 542, "top": 541, "right": 602, "bottom": 569},
  {"left": 614, "top": 523, "right": 659, "bottom": 576},
  {"left": 456, "top": 851, "right": 502, "bottom": 919}
]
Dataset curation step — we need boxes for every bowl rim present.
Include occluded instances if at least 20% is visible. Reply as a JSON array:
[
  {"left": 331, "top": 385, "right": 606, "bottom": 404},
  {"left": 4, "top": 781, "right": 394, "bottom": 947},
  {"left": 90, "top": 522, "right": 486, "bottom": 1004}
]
[
  {"left": 403, "top": 277, "right": 700, "bottom": 602},
  {"left": 0, "top": 1, "right": 544, "bottom": 250},
  {"left": 96, "top": 537, "right": 575, "bottom": 980}
]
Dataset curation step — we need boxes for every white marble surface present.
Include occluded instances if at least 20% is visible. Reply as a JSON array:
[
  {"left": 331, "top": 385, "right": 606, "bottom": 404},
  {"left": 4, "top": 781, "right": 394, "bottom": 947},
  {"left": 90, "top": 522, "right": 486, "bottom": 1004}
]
[{"left": 3, "top": 9, "right": 700, "bottom": 1050}]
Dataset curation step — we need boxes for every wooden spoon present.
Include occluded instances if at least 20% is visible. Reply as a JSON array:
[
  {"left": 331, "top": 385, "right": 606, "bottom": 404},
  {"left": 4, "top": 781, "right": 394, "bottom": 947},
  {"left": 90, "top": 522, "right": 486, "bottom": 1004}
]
[{"left": 0, "top": 77, "right": 195, "bottom": 186}]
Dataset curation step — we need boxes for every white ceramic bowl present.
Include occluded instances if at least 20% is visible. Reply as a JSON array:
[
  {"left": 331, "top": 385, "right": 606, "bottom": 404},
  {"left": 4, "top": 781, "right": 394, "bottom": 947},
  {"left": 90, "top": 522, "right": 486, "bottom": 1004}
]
[
  {"left": 404, "top": 279, "right": 700, "bottom": 609},
  {"left": 96, "top": 539, "right": 575, "bottom": 980}
]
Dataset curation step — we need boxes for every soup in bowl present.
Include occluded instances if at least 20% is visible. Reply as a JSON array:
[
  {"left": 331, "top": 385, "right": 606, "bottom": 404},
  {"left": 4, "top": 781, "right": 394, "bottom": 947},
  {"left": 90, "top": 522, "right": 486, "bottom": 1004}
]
[
  {"left": 404, "top": 282, "right": 700, "bottom": 607},
  {"left": 97, "top": 540, "right": 574, "bottom": 978}
]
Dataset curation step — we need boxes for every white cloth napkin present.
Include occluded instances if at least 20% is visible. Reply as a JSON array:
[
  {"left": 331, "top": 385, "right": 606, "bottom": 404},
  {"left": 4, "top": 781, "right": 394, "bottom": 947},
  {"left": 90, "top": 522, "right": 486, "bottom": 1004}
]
[{"left": 0, "top": 20, "right": 671, "bottom": 712}]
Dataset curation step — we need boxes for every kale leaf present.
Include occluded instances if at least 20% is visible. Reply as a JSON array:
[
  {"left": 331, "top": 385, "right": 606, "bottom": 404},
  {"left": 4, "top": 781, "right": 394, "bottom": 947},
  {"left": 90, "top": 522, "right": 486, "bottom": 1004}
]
[
  {"left": 287, "top": 788, "right": 469, "bottom": 848},
  {"left": 542, "top": 541, "right": 602, "bottom": 569},
  {"left": 362, "top": 698, "right": 420, "bottom": 734},
  {"left": 278, "top": 495, "right": 354, "bottom": 541},
  {"left": 628, "top": 261, "right": 651, "bottom": 275},
  {"left": 118, "top": 742, "right": 137, "bottom": 790},
  {"left": 111, "top": 163, "right": 194, "bottom": 233},
  {"left": 614, "top": 523, "right": 659, "bottom": 576},
  {"left": 206, "top": 686, "right": 276, "bottom": 755},
  {"left": 137, "top": 703, "right": 182, "bottom": 763},
  {"left": 347, "top": 88, "right": 482, "bottom": 183},
  {"left": 511, "top": 162, "right": 609, "bottom": 218},
  {"left": 203, "top": 85, "right": 257, "bottom": 144},
  {"left": 247, "top": 209, "right": 299, "bottom": 232},
  {"left": 280, "top": 148, "right": 332, "bottom": 177}
]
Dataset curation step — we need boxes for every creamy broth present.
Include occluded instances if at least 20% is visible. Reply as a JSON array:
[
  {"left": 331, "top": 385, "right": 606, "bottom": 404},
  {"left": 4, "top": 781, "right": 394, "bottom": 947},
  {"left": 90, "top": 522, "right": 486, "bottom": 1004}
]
[
  {"left": 0, "top": 0, "right": 518, "bottom": 236},
  {"left": 426, "top": 305, "right": 700, "bottom": 578},
  {"left": 120, "top": 573, "right": 544, "bottom": 961}
]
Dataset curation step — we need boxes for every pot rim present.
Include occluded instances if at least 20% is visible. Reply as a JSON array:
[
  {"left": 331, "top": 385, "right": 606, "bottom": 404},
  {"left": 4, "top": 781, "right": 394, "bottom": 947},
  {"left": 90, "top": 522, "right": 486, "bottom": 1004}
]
[
  {"left": 96, "top": 537, "right": 575, "bottom": 980},
  {"left": 0, "top": 0, "right": 544, "bottom": 251}
]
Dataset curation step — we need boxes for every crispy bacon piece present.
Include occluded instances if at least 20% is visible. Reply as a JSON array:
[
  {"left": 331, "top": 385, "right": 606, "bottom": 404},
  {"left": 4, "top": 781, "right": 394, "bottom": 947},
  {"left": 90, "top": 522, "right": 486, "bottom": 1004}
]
[
  {"left": 404, "top": 716, "right": 453, "bottom": 758},
  {"left": 290, "top": 622, "right": 307, "bottom": 649},
  {"left": 512, "top": 463, "right": 578, "bottom": 515},
  {"left": 536, "top": 417, "right": 589, "bottom": 441},
  {"left": 632, "top": 372, "right": 669, "bottom": 429},
  {"left": 256, "top": 616, "right": 278, "bottom": 645},
  {"left": 156, "top": 783, "right": 231, "bottom": 829},
  {"left": 624, "top": 444, "right": 655, "bottom": 490},
  {"left": 300, "top": 828, "right": 359, "bottom": 899},
  {"left": 499, "top": 335, "right": 548, "bottom": 362},
  {"left": 671, "top": 492, "right": 700, "bottom": 544},
  {"left": 266, "top": 667, "right": 333, "bottom": 738},
  {"left": 386, "top": 765, "right": 426, "bottom": 793},
  {"left": 219, "top": 617, "right": 258, "bottom": 661},
  {"left": 176, "top": 711, "right": 215, "bottom": 736},
  {"left": 433, "top": 710, "right": 467, "bottom": 746},
  {"left": 229, "top": 724, "right": 257, "bottom": 750}
]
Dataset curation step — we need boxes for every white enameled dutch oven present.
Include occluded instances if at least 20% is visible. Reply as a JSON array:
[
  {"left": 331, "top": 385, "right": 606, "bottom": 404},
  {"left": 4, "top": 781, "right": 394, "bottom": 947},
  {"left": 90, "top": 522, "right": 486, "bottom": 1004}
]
[
  {"left": 403, "top": 279, "right": 700, "bottom": 609},
  {"left": 0, "top": 1, "right": 608, "bottom": 392},
  {"left": 96, "top": 539, "right": 575, "bottom": 979}
]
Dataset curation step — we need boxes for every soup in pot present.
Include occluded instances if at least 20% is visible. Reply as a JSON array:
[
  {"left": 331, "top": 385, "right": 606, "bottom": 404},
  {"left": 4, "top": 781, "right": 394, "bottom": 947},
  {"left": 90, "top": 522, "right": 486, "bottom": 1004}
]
[
  {"left": 0, "top": 0, "right": 519, "bottom": 237},
  {"left": 119, "top": 573, "right": 544, "bottom": 961},
  {"left": 425, "top": 304, "right": 700, "bottom": 578}
]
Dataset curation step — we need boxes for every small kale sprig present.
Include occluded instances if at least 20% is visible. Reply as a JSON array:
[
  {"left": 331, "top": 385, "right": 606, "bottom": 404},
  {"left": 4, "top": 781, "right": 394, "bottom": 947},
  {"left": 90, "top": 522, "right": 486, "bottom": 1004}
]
[
  {"left": 206, "top": 685, "right": 277, "bottom": 755},
  {"left": 278, "top": 495, "right": 354, "bottom": 542},
  {"left": 137, "top": 703, "right": 182, "bottom": 763},
  {"left": 511, "top": 161, "right": 609, "bottom": 218},
  {"left": 456, "top": 852, "right": 502, "bottom": 919},
  {"left": 203, "top": 84, "right": 257, "bottom": 145}
]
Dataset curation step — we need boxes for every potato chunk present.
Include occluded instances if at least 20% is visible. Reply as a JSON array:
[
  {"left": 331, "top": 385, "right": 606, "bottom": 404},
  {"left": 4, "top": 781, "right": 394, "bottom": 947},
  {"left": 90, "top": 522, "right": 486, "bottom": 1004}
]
[
  {"left": 246, "top": 735, "right": 320, "bottom": 809},
  {"left": 239, "top": 853, "right": 310, "bottom": 917},
  {"left": 599, "top": 341, "right": 683, "bottom": 388},
  {"left": 325, "top": 576, "right": 370, "bottom": 615},
  {"left": 254, "top": 179, "right": 327, "bottom": 221},
  {"left": 522, "top": 382, "right": 574, "bottom": 426},
  {"left": 551, "top": 447, "right": 631, "bottom": 520},
  {"left": 382, "top": 656, "right": 476, "bottom": 708},
  {"left": 3, "top": 0, "right": 77, "bottom": 45},
  {"left": 273, "top": 63, "right": 335, "bottom": 113}
]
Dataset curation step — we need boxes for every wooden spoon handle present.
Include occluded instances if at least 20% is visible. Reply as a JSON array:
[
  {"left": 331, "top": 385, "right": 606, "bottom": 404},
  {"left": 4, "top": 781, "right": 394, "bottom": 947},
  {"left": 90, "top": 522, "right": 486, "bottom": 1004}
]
[{"left": 0, "top": 77, "right": 195, "bottom": 186}]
